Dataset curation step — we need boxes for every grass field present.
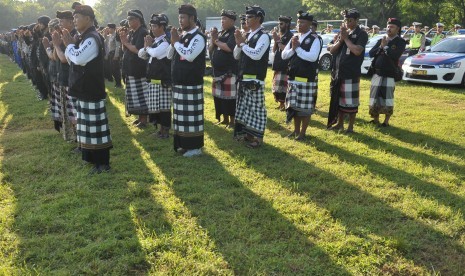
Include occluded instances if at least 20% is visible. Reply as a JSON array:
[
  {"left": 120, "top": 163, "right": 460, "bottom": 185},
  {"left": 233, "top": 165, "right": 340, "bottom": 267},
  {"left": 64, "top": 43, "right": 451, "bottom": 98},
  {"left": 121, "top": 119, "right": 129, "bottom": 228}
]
[{"left": 1, "top": 54, "right": 465, "bottom": 275}]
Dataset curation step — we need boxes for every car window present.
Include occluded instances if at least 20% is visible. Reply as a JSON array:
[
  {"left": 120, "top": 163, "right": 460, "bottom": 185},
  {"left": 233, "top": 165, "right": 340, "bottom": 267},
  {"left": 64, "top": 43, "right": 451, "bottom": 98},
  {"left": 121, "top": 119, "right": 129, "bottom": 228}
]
[
  {"left": 366, "top": 36, "right": 383, "bottom": 47},
  {"left": 431, "top": 38, "right": 465, "bottom": 53}
]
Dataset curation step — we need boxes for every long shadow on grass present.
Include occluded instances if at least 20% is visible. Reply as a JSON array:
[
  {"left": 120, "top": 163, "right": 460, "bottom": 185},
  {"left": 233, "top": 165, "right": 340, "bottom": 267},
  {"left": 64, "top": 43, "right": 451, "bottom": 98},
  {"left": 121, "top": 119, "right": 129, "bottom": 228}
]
[
  {"left": 210, "top": 120, "right": 465, "bottom": 274},
  {"left": 355, "top": 116, "right": 465, "bottom": 160},
  {"left": 0, "top": 66, "right": 170, "bottom": 274},
  {"left": 132, "top": 129, "right": 350, "bottom": 274},
  {"left": 306, "top": 119, "right": 465, "bottom": 217},
  {"left": 105, "top": 81, "right": 350, "bottom": 274}
]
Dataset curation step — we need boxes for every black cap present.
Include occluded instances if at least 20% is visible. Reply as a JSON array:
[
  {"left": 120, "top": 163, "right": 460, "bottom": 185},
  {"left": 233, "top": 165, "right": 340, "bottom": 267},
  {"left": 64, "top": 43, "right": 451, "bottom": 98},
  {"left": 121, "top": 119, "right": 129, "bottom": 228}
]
[
  {"left": 341, "top": 8, "right": 360, "bottom": 19},
  {"left": 107, "top": 23, "right": 116, "bottom": 29},
  {"left": 71, "top": 2, "right": 81, "bottom": 9},
  {"left": 245, "top": 5, "right": 265, "bottom": 18},
  {"left": 56, "top": 10, "right": 74, "bottom": 20},
  {"left": 73, "top": 5, "right": 95, "bottom": 19},
  {"left": 37, "top": 16, "right": 51, "bottom": 26},
  {"left": 127, "top": 10, "right": 144, "bottom": 21},
  {"left": 119, "top": 19, "right": 128, "bottom": 27},
  {"left": 278, "top": 15, "right": 292, "bottom": 23},
  {"left": 178, "top": 4, "right": 197, "bottom": 17},
  {"left": 221, "top": 9, "right": 237, "bottom": 21},
  {"left": 297, "top": 11, "right": 313, "bottom": 22},
  {"left": 387, "top": 18, "right": 401, "bottom": 28},
  {"left": 150, "top": 14, "right": 168, "bottom": 25}
]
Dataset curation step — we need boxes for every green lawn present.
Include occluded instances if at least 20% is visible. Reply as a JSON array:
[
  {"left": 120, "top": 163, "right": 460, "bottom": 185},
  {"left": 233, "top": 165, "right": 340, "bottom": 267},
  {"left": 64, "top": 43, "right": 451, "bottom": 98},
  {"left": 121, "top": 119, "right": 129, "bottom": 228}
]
[{"left": 1, "top": 54, "right": 465, "bottom": 275}]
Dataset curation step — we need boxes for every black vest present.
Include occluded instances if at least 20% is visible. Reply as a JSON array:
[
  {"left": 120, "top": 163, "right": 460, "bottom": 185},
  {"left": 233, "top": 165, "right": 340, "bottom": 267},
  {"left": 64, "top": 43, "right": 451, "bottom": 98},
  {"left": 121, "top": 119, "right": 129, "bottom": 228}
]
[
  {"left": 211, "top": 27, "right": 238, "bottom": 76},
  {"left": 146, "top": 36, "right": 171, "bottom": 83},
  {"left": 272, "top": 30, "right": 293, "bottom": 72},
  {"left": 171, "top": 29, "right": 206, "bottom": 86},
  {"left": 239, "top": 29, "right": 270, "bottom": 81},
  {"left": 288, "top": 32, "right": 322, "bottom": 82},
  {"left": 69, "top": 27, "right": 106, "bottom": 101}
]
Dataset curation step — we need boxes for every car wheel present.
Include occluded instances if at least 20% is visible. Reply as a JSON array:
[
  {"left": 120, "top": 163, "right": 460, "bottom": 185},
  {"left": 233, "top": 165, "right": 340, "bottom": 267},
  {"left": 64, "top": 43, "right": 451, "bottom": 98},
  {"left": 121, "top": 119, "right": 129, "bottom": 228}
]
[
  {"left": 461, "top": 73, "right": 465, "bottom": 88},
  {"left": 319, "top": 54, "right": 332, "bottom": 71}
]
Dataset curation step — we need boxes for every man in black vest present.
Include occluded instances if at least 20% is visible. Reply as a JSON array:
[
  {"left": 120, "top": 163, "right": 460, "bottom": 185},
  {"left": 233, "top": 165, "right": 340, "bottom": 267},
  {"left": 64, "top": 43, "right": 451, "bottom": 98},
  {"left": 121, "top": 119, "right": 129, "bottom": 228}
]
[
  {"left": 36, "top": 16, "right": 52, "bottom": 100},
  {"left": 52, "top": 10, "right": 79, "bottom": 143},
  {"left": 233, "top": 5, "right": 270, "bottom": 148},
  {"left": 64, "top": 5, "right": 112, "bottom": 174},
  {"left": 42, "top": 18, "right": 62, "bottom": 133},
  {"left": 106, "top": 23, "right": 122, "bottom": 88},
  {"left": 271, "top": 15, "right": 293, "bottom": 111},
  {"left": 281, "top": 11, "right": 322, "bottom": 140},
  {"left": 327, "top": 8, "right": 368, "bottom": 133},
  {"left": 119, "top": 10, "right": 149, "bottom": 128},
  {"left": 209, "top": 9, "right": 238, "bottom": 128},
  {"left": 138, "top": 14, "right": 172, "bottom": 139},
  {"left": 168, "top": 4, "right": 206, "bottom": 157},
  {"left": 368, "top": 18, "right": 406, "bottom": 127}
]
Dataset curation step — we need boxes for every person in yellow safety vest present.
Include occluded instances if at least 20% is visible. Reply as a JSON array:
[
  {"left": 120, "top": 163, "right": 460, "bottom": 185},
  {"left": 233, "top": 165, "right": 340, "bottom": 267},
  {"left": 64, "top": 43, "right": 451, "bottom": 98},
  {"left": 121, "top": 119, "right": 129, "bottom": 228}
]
[
  {"left": 369, "top": 25, "right": 379, "bottom": 38},
  {"left": 403, "top": 22, "right": 425, "bottom": 56},
  {"left": 431, "top": 22, "right": 446, "bottom": 46}
]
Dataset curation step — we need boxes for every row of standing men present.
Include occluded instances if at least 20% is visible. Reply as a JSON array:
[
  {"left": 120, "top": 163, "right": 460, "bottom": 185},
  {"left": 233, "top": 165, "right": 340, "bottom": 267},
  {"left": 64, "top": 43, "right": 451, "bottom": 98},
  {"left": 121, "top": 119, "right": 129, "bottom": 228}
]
[{"left": 1, "top": 4, "right": 407, "bottom": 174}]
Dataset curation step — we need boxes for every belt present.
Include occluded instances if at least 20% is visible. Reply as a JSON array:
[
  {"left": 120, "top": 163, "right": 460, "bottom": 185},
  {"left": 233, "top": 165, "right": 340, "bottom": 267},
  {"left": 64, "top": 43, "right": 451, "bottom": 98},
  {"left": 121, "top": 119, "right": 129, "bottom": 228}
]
[
  {"left": 294, "top": 76, "right": 308, "bottom": 82},
  {"left": 410, "top": 48, "right": 419, "bottom": 51},
  {"left": 150, "top": 79, "right": 161, "bottom": 84},
  {"left": 243, "top": 74, "right": 257, "bottom": 80}
]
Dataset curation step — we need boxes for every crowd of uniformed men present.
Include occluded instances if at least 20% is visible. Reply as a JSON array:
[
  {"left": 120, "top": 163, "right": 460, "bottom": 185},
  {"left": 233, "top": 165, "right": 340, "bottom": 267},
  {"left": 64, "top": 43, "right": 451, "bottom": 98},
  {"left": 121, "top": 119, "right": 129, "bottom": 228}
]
[{"left": 0, "top": 2, "right": 460, "bottom": 174}]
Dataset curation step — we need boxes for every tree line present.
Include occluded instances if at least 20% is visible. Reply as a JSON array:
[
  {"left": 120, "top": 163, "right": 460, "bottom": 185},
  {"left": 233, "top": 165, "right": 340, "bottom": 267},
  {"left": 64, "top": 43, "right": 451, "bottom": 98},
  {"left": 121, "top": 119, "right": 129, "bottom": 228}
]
[{"left": 1, "top": 0, "right": 464, "bottom": 32}]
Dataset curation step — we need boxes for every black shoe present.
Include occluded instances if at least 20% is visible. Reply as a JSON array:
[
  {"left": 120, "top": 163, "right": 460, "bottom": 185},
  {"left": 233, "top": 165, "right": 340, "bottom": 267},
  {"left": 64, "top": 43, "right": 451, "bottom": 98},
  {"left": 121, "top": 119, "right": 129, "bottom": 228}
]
[{"left": 98, "top": 165, "right": 111, "bottom": 173}]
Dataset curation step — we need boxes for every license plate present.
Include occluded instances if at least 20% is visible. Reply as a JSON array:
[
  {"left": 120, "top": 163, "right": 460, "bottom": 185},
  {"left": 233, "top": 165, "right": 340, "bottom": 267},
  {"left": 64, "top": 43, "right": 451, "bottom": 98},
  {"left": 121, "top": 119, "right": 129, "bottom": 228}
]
[{"left": 412, "top": 69, "right": 427, "bottom": 75}]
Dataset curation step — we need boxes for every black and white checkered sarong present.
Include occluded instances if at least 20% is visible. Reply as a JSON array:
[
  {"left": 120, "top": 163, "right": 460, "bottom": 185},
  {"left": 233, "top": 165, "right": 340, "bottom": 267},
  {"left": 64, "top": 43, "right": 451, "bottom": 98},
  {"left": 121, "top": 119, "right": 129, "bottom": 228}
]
[
  {"left": 76, "top": 99, "right": 112, "bottom": 150},
  {"left": 59, "top": 85, "right": 76, "bottom": 141},
  {"left": 125, "top": 76, "right": 149, "bottom": 115},
  {"left": 234, "top": 81, "right": 267, "bottom": 138},
  {"left": 369, "top": 74, "right": 395, "bottom": 116},
  {"left": 50, "top": 82, "right": 61, "bottom": 121},
  {"left": 147, "top": 83, "right": 172, "bottom": 113},
  {"left": 67, "top": 94, "right": 78, "bottom": 124},
  {"left": 173, "top": 85, "right": 204, "bottom": 134},
  {"left": 173, "top": 85, "right": 204, "bottom": 150},
  {"left": 285, "top": 81, "right": 317, "bottom": 122},
  {"left": 339, "top": 78, "right": 360, "bottom": 113}
]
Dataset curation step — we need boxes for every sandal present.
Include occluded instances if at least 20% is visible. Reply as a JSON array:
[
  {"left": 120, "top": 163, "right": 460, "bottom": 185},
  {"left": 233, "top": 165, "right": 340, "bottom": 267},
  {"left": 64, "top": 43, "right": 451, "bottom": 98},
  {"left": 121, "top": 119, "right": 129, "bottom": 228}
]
[
  {"left": 287, "top": 132, "right": 298, "bottom": 138},
  {"left": 381, "top": 122, "right": 390, "bottom": 127},
  {"left": 295, "top": 134, "right": 306, "bottom": 141}
]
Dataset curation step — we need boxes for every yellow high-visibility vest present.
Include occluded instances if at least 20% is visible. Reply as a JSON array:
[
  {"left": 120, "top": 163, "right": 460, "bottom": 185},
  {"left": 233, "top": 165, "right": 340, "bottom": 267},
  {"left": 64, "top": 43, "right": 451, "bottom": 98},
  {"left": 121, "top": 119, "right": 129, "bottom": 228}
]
[{"left": 410, "top": 33, "right": 423, "bottom": 48}]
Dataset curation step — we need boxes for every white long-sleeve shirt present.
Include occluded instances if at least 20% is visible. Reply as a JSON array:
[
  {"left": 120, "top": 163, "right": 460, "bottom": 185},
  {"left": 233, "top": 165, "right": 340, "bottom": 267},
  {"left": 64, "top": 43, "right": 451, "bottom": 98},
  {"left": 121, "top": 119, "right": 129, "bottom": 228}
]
[
  {"left": 281, "top": 30, "right": 321, "bottom": 62},
  {"left": 138, "top": 34, "right": 169, "bottom": 62},
  {"left": 65, "top": 37, "right": 98, "bottom": 66},
  {"left": 233, "top": 27, "right": 270, "bottom": 61},
  {"left": 167, "top": 27, "right": 205, "bottom": 62}
]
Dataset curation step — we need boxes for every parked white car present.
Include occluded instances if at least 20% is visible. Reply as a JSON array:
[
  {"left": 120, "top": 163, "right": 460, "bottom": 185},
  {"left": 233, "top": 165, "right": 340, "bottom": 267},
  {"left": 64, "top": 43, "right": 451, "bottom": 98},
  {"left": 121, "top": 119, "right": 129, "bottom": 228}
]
[{"left": 402, "top": 35, "right": 465, "bottom": 86}]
